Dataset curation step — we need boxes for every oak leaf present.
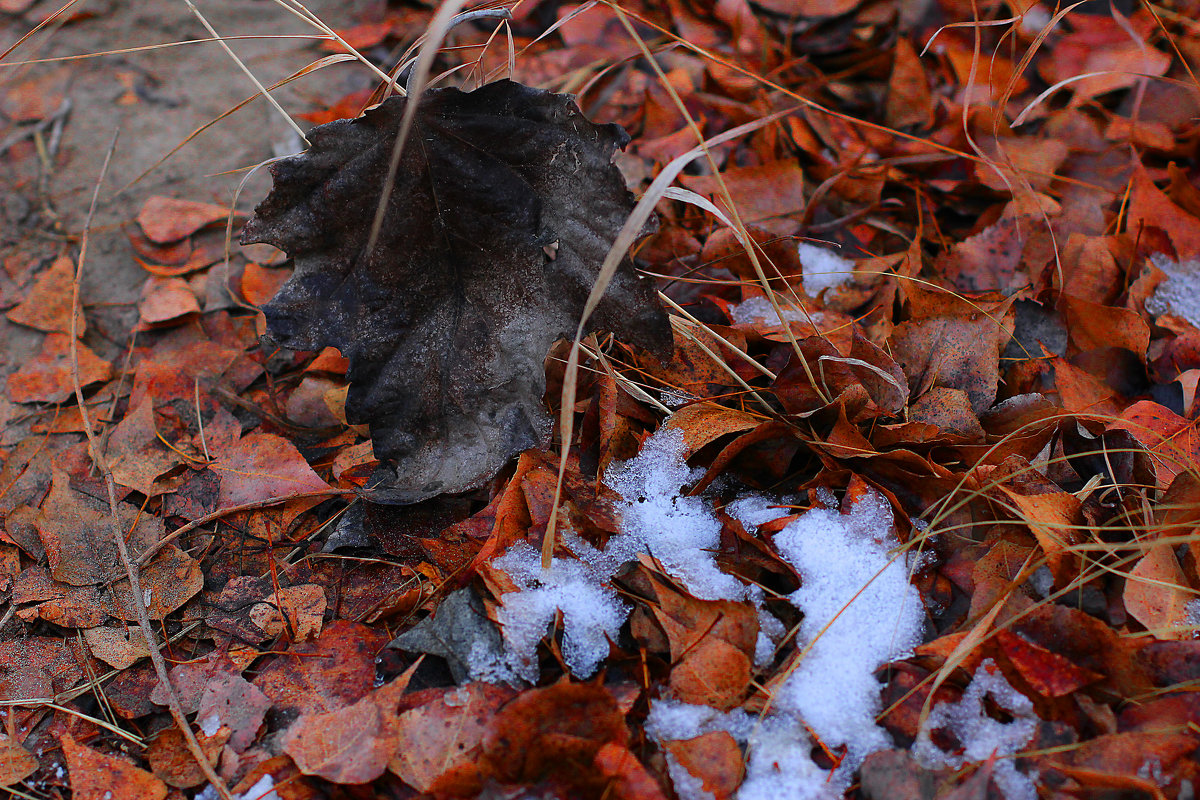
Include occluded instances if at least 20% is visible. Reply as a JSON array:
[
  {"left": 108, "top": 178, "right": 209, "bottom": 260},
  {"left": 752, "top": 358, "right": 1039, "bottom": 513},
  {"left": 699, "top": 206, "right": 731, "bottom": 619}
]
[{"left": 241, "top": 79, "right": 671, "bottom": 503}]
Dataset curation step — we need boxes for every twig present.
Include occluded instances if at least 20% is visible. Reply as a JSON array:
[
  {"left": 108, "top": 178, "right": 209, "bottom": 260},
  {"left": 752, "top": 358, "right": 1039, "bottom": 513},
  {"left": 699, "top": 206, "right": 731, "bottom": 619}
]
[
  {"left": 68, "top": 130, "right": 234, "bottom": 800},
  {"left": 136, "top": 488, "right": 354, "bottom": 566}
]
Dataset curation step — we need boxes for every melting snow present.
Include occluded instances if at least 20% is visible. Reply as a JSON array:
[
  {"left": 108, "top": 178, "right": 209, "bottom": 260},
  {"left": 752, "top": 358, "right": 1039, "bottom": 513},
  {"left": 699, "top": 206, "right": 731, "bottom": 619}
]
[
  {"left": 489, "top": 426, "right": 931, "bottom": 798},
  {"left": 490, "top": 542, "right": 627, "bottom": 682},
  {"left": 1146, "top": 254, "right": 1200, "bottom": 330},
  {"left": 798, "top": 242, "right": 855, "bottom": 297},
  {"left": 913, "top": 659, "right": 1040, "bottom": 800},
  {"left": 729, "top": 295, "right": 822, "bottom": 326}
]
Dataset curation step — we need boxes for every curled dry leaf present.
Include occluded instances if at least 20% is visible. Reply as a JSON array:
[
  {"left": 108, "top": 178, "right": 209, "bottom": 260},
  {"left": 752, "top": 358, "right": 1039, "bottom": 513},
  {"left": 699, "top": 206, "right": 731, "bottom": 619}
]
[{"left": 241, "top": 79, "right": 671, "bottom": 504}]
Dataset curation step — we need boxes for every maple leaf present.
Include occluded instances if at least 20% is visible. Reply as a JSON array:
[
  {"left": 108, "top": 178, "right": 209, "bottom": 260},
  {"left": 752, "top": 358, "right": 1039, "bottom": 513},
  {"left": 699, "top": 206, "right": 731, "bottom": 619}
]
[{"left": 242, "top": 79, "right": 671, "bottom": 503}]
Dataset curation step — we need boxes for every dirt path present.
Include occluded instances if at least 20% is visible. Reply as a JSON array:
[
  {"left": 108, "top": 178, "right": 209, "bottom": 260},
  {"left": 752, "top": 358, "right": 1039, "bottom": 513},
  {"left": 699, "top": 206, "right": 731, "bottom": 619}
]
[{"left": 0, "top": 0, "right": 374, "bottom": 440}]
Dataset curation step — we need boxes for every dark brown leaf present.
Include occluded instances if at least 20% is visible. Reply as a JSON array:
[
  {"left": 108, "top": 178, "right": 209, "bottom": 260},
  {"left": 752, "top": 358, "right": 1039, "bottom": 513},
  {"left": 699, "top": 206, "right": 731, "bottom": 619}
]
[{"left": 241, "top": 79, "right": 671, "bottom": 503}]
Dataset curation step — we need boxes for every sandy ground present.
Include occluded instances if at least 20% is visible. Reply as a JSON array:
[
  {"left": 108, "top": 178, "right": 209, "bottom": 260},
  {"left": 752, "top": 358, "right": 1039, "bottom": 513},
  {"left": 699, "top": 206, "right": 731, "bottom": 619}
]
[{"left": 0, "top": 0, "right": 381, "bottom": 436}]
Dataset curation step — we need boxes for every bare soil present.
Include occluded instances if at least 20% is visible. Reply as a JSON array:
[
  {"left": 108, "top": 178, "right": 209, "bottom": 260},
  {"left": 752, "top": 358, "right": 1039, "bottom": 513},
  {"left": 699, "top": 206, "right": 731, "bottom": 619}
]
[{"left": 0, "top": 0, "right": 376, "bottom": 439}]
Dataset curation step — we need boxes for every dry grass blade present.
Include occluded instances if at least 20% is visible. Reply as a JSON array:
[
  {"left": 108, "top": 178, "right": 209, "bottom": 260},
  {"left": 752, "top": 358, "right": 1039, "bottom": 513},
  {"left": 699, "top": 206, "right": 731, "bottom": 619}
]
[
  {"left": 542, "top": 106, "right": 799, "bottom": 567},
  {"left": 183, "top": 0, "right": 309, "bottom": 146}
]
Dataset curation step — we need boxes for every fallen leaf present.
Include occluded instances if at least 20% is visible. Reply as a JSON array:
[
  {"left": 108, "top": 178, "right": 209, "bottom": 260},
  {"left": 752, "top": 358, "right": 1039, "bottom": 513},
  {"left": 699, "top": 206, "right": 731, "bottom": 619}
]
[
  {"left": 82, "top": 625, "right": 151, "bottom": 669},
  {"left": 241, "top": 79, "right": 671, "bottom": 504},
  {"left": 61, "top": 733, "right": 167, "bottom": 800},
  {"left": 1124, "top": 544, "right": 1196, "bottom": 640},
  {"left": 211, "top": 431, "right": 329, "bottom": 508},
  {"left": 663, "top": 731, "right": 744, "bottom": 800},
  {"left": 35, "top": 469, "right": 163, "bottom": 586},
  {"left": 137, "top": 196, "right": 231, "bottom": 244},
  {"left": 137, "top": 276, "right": 201, "bottom": 328},
  {"left": 6, "top": 255, "right": 85, "bottom": 334},
  {"left": 0, "top": 735, "right": 37, "bottom": 787},
  {"left": 480, "top": 682, "right": 627, "bottom": 786},
  {"left": 6, "top": 333, "right": 112, "bottom": 404},
  {"left": 389, "top": 682, "right": 515, "bottom": 794},
  {"left": 252, "top": 621, "right": 390, "bottom": 718},
  {"left": 1108, "top": 400, "right": 1200, "bottom": 488},
  {"left": 283, "top": 671, "right": 412, "bottom": 784},
  {"left": 892, "top": 302, "right": 1014, "bottom": 413},
  {"left": 196, "top": 673, "right": 272, "bottom": 753}
]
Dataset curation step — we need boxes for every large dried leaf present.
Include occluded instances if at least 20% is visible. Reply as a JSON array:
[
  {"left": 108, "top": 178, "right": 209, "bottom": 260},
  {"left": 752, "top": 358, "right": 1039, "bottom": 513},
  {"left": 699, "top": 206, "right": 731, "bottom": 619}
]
[{"left": 242, "top": 79, "right": 671, "bottom": 503}]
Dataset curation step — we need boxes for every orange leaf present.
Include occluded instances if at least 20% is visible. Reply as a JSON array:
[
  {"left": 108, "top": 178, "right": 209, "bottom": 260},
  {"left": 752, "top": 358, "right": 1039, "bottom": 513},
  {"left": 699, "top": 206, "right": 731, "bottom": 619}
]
[
  {"left": 1108, "top": 401, "right": 1200, "bottom": 488},
  {"left": 211, "top": 432, "right": 330, "bottom": 508},
  {"left": 136, "top": 196, "right": 231, "bottom": 244},
  {"left": 6, "top": 333, "right": 112, "bottom": 404},
  {"left": 6, "top": 255, "right": 85, "bottom": 334},
  {"left": 61, "top": 733, "right": 167, "bottom": 800},
  {"left": 1123, "top": 543, "right": 1195, "bottom": 640}
]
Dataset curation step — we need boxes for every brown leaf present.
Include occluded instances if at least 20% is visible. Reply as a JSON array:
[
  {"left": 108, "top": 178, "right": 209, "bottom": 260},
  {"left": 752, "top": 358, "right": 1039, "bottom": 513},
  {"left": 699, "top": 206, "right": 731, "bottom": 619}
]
[
  {"left": 137, "top": 196, "right": 230, "bottom": 244},
  {"left": 252, "top": 620, "right": 390, "bottom": 718},
  {"left": 389, "top": 682, "right": 515, "bottom": 794},
  {"left": 108, "top": 544, "right": 203, "bottom": 621},
  {"left": 195, "top": 673, "right": 272, "bottom": 753},
  {"left": 283, "top": 670, "right": 413, "bottom": 784},
  {"left": 6, "top": 333, "right": 112, "bottom": 404},
  {"left": 593, "top": 742, "right": 670, "bottom": 800},
  {"left": 6, "top": 255, "right": 85, "bottom": 334},
  {"left": 210, "top": 431, "right": 329, "bottom": 508},
  {"left": 908, "top": 387, "right": 984, "bottom": 442},
  {"left": 1124, "top": 543, "right": 1195, "bottom": 640},
  {"left": 993, "top": 629, "right": 1102, "bottom": 698},
  {"left": 137, "top": 277, "right": 200, "bottom": 328},
  {"left": 1060, "top": 295, "right": 1149, "bottom": 360},
  {"left": 1128, "top": 164, "right": 1200, "bottom": 260},
  {"left": 0, "top": 636, "right": 82, "bottom": 702},
  {"left": 82, "top": 625, "right": 151, "bottom": 669},
  {"left": 1108, "top": 400, "right": 1200, "bottom": 488},
  {"left": 241, "top": 80, "right": 671, "bottom": 504},
  {"left": 144, "top": 726, "right": 225, "bottom": 789},
  {"left": 679, "top": 160, "right": 807, "bottom": 235},
  {"left": 647, "top": 576, "right": 758, "bottom": 710},
  {"left": 886, "top": 38, "right": 933, "bottom": 130},
  {"left": 661, "top": 401, "right": 761, "bottom": 453},
  {"left": 480, "top": 682, "right": 627, "bottom": 785},
  {"left": 35, "top": 469, "right": 163, "bottom": 586},
  {"left": 103, "top": 400, "right": 186, "bottom": 497},
  {"left": 61, "top": 733, "right": 167, "bottom": 800},
  {"left": 12, "top": 566, "right": 107, "bottom": 627},
  {"left": 663, "top": 732, "right": 744, "bottom": 800},
  {"left": 892, "top": 301, "right": 1014, "bottom": 413},
  {"left": 0, "top": 735, "right": 37, "bottom": 787}
]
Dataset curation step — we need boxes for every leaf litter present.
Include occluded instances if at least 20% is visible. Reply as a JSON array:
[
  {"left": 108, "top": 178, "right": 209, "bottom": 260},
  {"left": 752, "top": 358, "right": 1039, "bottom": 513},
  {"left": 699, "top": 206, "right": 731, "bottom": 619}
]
[{"left": 4, "top": 2, "right": 1200, "bottom": 800}]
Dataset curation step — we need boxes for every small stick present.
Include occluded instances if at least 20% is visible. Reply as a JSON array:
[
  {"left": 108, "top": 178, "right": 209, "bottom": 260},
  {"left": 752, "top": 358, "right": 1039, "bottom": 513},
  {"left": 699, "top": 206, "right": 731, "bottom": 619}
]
[
  {"left": 68, "top": 130, "right": 234, "bottom": 800},
  {"left": 136, "top": 487, "right": 354, "bottom": 566}
]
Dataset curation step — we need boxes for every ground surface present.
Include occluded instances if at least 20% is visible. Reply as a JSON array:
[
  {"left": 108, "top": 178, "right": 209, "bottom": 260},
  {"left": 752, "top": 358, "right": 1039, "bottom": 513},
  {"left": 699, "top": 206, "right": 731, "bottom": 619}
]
[
  {"left": 0, "top": 0, "right": 364, "bottom": 433},
  {"left": 4, "top": 2, "right": 1200, "bottom": 800}
]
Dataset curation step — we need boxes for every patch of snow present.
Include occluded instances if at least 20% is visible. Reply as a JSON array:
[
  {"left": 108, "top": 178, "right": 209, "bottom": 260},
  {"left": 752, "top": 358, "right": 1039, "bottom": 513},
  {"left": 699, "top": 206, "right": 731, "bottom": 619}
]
[
  {"left": 1146, "top": 254, "right": 1200, "bottom": 330},
  {"left": 648, "top": 487, "right": 927, "bottom": 799},
  {"left": 913, "top": 659, "right": 1040, "bottom": 800},
  {"left": 798, "top": 242, "right": 855, "bottom": 297},
  {"left": 490, "top": 427, "right": 928, "bottom": 798},
  {"left": 769, "top": 490, "right": 926, "bottom": 784},
  {"left": 491, "top": 542, "right": 628, "bottom": 682},
  {"left": 729, "top": 295, "right": 822, "bottom": 326},
  {"left": 465, "top": 638, "right": 519, "bottom": 684},
  {"left": 604, "top": 428, "right": 748, "bottom": 601},
  {"left": 1019, "top": 4, "right": 1053, "bottom": 36},
  {"left": 198, "top": 712, "right": 220, "bottom": 737},
  {"left": 660, "top": 389, "right": 698, "bottom": 408}
]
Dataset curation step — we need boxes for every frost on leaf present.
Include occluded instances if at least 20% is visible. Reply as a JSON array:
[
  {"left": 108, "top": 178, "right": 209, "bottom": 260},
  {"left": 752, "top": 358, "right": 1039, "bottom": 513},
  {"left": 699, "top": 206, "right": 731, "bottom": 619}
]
[{"left": 241, "top": 80, "right": 672, "bottom": 503}]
